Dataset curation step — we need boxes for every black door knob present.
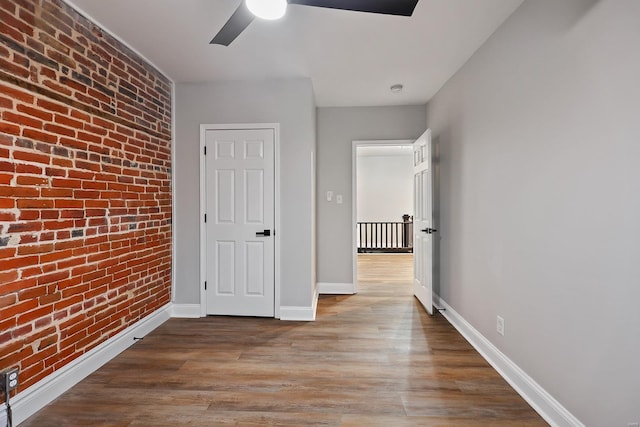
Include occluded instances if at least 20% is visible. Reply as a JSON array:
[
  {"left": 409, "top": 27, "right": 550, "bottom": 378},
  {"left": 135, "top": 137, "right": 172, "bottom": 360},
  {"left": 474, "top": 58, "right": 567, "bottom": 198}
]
[
  {"left": 256, "top": 230, "right": 271, "bottom": 237},
  {"left": 421, "top": 228, "right": 438, "bottom": 234}
]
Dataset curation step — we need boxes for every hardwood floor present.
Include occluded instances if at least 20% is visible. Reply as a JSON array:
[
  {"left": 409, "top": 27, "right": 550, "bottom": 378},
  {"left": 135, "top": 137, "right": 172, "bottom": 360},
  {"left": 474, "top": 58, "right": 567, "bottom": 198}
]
[{"left": 22, "top": 254, "right": 547, "bottom": 426}]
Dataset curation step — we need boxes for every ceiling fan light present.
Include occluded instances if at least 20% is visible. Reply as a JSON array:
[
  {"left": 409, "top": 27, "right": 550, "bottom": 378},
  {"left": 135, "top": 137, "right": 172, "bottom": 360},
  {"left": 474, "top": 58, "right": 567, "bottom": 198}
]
[{"left": 246, "top": 0, "right": 287, "bottom": 20}]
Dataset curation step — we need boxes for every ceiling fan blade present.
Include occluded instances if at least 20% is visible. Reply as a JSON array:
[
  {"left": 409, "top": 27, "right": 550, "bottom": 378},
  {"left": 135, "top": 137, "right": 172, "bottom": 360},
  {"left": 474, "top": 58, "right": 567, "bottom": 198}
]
[
  {"left": 210, "top": 2, "right": 256, "bottom": 46},
  {"left": 288, "top": 0, "right": 419, "bottom": 16}
]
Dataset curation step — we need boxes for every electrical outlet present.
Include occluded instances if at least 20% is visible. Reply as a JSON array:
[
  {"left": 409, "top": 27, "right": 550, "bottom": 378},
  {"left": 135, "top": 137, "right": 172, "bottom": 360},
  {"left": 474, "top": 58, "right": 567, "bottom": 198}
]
[
  {"left": 1, "top": 367, "right": 19, "bottom": 395},
  {"left": 496, "top": 316, "right": 505, "bottom": 336}
]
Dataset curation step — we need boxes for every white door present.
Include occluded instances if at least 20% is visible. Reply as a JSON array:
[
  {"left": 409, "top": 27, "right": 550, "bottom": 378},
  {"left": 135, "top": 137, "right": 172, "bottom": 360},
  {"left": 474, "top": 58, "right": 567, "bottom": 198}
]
[
  {"left": 413, "top": 129, "right": 434, "bottom": 315},
  {"left": 205, "top": 128, "right": 275, "bottom": 317}
]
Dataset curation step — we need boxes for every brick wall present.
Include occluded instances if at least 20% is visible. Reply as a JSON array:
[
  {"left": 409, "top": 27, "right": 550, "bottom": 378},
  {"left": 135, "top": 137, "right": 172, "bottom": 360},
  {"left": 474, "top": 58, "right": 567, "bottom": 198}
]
[{"left": 0, "top": 0, "right": 172, "bottom": 399}]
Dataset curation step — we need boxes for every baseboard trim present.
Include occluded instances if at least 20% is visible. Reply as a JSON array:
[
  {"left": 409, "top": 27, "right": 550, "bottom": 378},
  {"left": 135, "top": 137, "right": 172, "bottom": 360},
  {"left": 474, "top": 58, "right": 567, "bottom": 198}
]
[
  {"left": 279, "top": 288, "right": 318, "bottom": 321},
  {"left": 317, "top": 282, "right": 355, "bottom": 294},
  {"left": 170, "top": 303, "right": 202, "bottom": 318},
  {"left": 432, "top": 294, "right": 584, "bottom": 427},
  {"left": 2, "top": 304, "right": 171, "bottom": 425}
]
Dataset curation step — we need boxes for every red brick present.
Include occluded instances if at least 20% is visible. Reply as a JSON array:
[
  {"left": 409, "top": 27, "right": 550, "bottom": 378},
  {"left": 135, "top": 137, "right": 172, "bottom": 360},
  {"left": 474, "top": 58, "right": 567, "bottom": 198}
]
[
  {"left": 37, "top": 98, "right": 68, "bottom": 114},
  {"left": 73, "top": 189, "right": 100, "bottom": 199},
  {"left": 15, "top": 163, "right": 43, "bottom": 174},
  {"left": 0, "top": 185, "right": 39, "bottom": 197},
  {"left": 0, "top": 83, "right": 34, "bottom": 103},
  {"left": 54, "top": 199, "right": 83, "bottom": 208},
  {"left": 16, "top": 104, "right": 53, "bottom": 121},
  {"left": 17, "top": 210, "right": 38, "bottom": 221},
  {"left": 0, "top": 173, "right": 12, "bottom": 184},
  {"left": 16, "top": 176, "right": 49, "bottom": 186},
  {"left": 54, "top": 114, "right": 83, "bottom": 129},
  {"left": 22, "top": 128, "right": 58, "bottom": 144},
  {"left": 42, "top": 219, "right": 74, "bottom": 230},
  {"left": 0, "top": 299, "right": 38, "bottom": 321},
  {"left": 0, "top": 121, "right": 21, "bottom": 135},
  {"left": 8, "top": 221, "right": 42, "bottom": 233},
  {"left": 37, "top": 270, "right": 70, "bottom": 286},
  {"left": 43, "top": 79, "right": 72, "bottom": 96},
  {"left": 39, "top": 292, "right": 62, "bottom": 306},
  {"left": 70, "top": 109, "right": 91, "bottom": 122},
  {"left": 43, "top": 166, "right": 64, "bottom": 177},
  {"left": 0, "top": 7, "right": 33, "bottom": 35},
  {"left": 41, "top": 188, "right": 72, "bottom": 197},
  {"left": 0, "top": 212, "right": 16, "bottom": 221},
  {"left": 3, "top": 111, "right": 42, "bottom": 128},
  {"left": 52, "top": 178, "right": 81, "bottom": 188},
  {"left": 17, "top": 244, "right": 54, "bottom": 256},
  {"left": 18, "top": 285, "right": 47, "bottom": 301},
  {"left": 52, "top": 158, "right": 73, "bottom": 168},
  {"left": 0, "top": 247, "right": 16, "bottom": 259},
  {"left": 17, "top": 199, "right": 53, "bottom": 208},
  {"left": 44, "top": 123, "right": 75, "bottom": 137},
  {"left": 59, "top": 137, "right": 88, "bottom": 151},
  {"left": 13, "top": 150, "right": 50, "bottom": 165}
]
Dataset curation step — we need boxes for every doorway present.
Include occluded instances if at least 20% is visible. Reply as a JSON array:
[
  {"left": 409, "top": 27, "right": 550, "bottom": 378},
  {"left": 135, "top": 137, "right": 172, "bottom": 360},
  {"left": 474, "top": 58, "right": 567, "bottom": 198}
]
[
  {"left": 352, "top": 140, "right": 415, "bottom": 292},
  {"left": 199, "top": 124, "right": 280, "bottom": 317}
]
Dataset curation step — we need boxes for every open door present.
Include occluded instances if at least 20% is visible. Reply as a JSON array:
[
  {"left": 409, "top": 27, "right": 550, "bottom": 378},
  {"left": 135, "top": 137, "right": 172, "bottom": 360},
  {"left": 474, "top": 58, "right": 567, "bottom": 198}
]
[{"left": 413, "top": 129, "right": 434, "bottom": 315}]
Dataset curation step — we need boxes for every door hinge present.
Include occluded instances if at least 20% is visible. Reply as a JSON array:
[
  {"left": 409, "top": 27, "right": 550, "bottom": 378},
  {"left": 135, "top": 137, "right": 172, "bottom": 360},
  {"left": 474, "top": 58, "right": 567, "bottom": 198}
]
[
  {"left": 204, "top": 213, "right": 207, "bottom": 223},
  {"left": 204, "top": 146, "right": 207, "bottom": 155},
  {"left": 204, "top": 281, "right": 207, "bottom": 290}
]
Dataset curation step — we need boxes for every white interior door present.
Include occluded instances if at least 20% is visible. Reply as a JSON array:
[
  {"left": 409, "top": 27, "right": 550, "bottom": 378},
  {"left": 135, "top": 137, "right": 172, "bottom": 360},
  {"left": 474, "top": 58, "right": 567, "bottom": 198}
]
[
  {"left": 205, "top": 128, "right": 275, "bottom": 317},
  {"left": 413, "top": 129, "right": 434, "bottom": 315}
]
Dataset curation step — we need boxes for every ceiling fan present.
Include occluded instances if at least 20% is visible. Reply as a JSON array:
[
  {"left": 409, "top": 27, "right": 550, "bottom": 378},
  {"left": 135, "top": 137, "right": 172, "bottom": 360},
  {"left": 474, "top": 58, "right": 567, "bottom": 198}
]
[{"left": 211, "top": 0, "right": 419, "bottom": 46}]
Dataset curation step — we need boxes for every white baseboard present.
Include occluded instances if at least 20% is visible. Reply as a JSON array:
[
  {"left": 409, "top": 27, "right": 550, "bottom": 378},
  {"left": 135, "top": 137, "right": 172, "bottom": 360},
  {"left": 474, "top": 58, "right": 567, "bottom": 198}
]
[
  {"left": 170, "top": 303, "right": 202, "bottom": 318},
  {"left": 317, "top": 282, "right": 355, "bottom": 294},
  {"left": 2, "top": 304, "right": 171, "bottom": 426},
  {"left": 432, "top": 294, "right": 584, "bottom": 427},
  {"left": 279, "top": 288, "right": 318, "bottom": 321}
]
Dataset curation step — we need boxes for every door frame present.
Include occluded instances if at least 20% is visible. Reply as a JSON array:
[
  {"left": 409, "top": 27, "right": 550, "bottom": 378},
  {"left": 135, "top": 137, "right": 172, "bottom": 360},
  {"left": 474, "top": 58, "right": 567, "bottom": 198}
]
[
  {"left": 199, "top": 123, "right": 281, "bottom": 318},
  {"left": 351, "top": 139, "right": 414, "bottom": 292}
]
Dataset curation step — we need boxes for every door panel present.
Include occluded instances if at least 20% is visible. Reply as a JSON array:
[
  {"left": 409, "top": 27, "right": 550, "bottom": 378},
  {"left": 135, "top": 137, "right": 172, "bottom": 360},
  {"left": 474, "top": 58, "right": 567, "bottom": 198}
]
[
  {"left": 216, "top": 170, "right": 235, "bottom": 223},
  {"left": 245, "top": 170, "right": 264, "bottom": 223},
  {"left": 217, "top": 241, "right": 235, "bottom": 294},
  {"left": 413, "top": 129, "right": 434, "bottom": 315},
  {"left": 246, "top": 241, "right": 265, "bottom": 295},
  {"left": 205, "top": 128, "right": 275, "bottom": 317}
]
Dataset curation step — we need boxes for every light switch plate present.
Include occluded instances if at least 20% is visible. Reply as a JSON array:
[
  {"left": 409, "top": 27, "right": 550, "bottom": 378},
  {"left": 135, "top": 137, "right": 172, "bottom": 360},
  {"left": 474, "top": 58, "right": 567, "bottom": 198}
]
[{"left": 326, "top": 191, "right": 333, "bottom": 202}]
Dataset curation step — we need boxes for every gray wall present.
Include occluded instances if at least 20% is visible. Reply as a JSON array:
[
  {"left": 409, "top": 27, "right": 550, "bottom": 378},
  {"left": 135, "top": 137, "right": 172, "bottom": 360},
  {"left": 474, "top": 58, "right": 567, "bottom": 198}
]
[
  {"left": 316, "top": 106, "right": 426, "bottom": 284},
  {"left": 426, "top": 0, "right": 640, "bottom": 425},
  {"left": 174, "top": 79, "right": 316, "bottom": 308}
]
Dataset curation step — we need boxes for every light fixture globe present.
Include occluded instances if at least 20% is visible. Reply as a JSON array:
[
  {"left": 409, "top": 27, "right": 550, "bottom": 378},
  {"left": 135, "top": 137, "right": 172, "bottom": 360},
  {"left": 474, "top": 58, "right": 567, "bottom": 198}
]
[{"left": 246, "top": 0, "right": 287, "bottom": 20}]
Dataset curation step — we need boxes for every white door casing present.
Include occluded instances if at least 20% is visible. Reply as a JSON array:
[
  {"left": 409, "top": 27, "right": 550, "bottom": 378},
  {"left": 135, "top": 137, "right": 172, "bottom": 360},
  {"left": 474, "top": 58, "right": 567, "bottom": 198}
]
[
  {"left": 351, "top": 140, "right": 415, "bottom": 293},
  {"left": 203, "top": 127, "right": 276, "bottom": 317},
  {"left": 413, "top": 129, "right": 434, "bottom": 315}
]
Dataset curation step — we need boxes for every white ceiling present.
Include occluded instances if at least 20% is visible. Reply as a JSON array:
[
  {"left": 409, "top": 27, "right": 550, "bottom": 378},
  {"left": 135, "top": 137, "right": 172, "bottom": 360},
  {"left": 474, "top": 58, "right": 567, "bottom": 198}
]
[{"left": 68, "top": 0, "right": 523, "bottom": 107}]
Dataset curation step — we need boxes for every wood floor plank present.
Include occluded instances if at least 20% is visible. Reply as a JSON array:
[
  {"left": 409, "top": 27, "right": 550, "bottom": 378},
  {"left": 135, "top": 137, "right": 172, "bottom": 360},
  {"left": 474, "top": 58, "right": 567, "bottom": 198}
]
[{"left": 21, "top": 254, "right": 547, "bottom": 426}]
